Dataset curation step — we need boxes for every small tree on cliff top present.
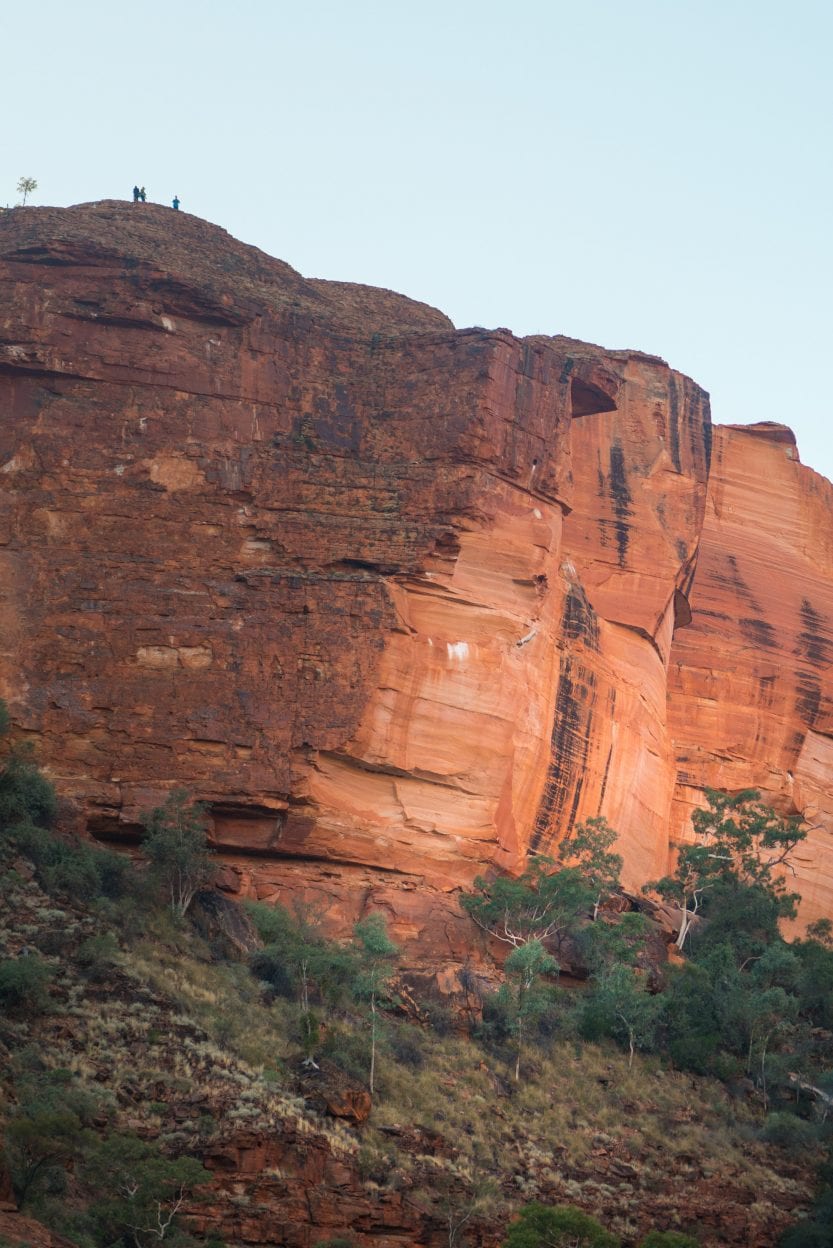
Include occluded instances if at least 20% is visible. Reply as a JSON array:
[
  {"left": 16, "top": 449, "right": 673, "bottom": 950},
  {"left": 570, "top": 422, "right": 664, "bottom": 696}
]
[{"left": 16, "top": 177, "right": 37, "bottom": 206}]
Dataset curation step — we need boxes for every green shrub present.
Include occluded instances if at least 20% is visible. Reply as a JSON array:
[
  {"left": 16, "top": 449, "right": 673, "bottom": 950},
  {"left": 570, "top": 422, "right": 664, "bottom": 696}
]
[
  {"left": 13, "top": 823, "right": 137, "bottom": 904},
  {"left": 39, "top": 844, "right": 102, "bottom": 901},
  {"left": 4, "top": 1071, "right": 110, "bottom": 1206},
  {"left": 425, "top": 1001, "right": 455, "bottom": 1036},
  {"left": 244, "top": 899, "right": 297, "bottom": 944},
  {"left": 502, "top": 1202, "right": 619, "bottom": 1247},
  {"left": 250, "top": 944, "right": 295, "bottom": 1000},
  {"left": 93, "top": 893, "right": 148, "bottom": 940},
  {"left": 779, "top": 1214, "right": 833, "bottom": 1248},
  {"left": 81, "top": 1130, "right": 209, "bottom": 1248},
  {"left": 639, "top": 1232, "right": 701, "bottom": 1248},
  {"left": 5, "top": 1106, "right": 84, "bottom": 1204},
  {"left": 246, "top": 902, "right": 361, "bottom": 1012},
  {"left": 759, "top": 1112, "right": 818, "bottom": 1152},
  {"left": 389, "top": 1025, "right": 424, "bottom": 1069},
  {"left": 89, "top": 847, "right": 134, "bottom": 900},
  {"left": 75, "top": 933, "right": 120, "bottom": 981},
  {"left": 0, "top": 747, "right": 58, "bottom": 832},
  {"left": 321, "top": 1025, "right": 369, "bottom": 1082},
  {"left": 476, "top": 989, "right": 518, "bottom": 1058},
  {"left": 0, "top": 955, "right": 52, "bottom": 1013}
]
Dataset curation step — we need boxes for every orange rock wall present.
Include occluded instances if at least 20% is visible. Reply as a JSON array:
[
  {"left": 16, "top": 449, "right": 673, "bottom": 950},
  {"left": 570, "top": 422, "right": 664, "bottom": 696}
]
[
  {"left": 0, "top": 205, "right": 585, "bottom": 894},
  {"left": 668, "top": 423, "right": 833, "bottom": 929},
  {"left": 1, "top": 203, "right": 832, "bottom": 951},
  {"left": 540, "top": 351, "right": 710, "bottom": 887}
]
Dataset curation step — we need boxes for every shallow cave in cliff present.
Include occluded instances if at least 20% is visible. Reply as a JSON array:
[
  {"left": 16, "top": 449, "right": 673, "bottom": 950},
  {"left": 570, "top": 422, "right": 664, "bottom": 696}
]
[{"left": 570, "top": 376, "right": 618, "bottom": 418}]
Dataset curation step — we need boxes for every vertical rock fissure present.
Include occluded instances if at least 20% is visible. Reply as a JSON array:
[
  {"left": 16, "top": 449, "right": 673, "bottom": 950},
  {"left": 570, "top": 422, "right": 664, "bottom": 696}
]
[{"left": 608, "top": 441, "right": 633, "bottom": 568}]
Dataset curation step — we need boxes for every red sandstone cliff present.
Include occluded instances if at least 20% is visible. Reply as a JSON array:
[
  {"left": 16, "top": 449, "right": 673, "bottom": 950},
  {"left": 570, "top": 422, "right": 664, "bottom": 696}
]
[
  {"left": 0, "top": 202, "right": 831, "bottom": 952},
  {"left": 667, "top": 423, "right": 833, "bottom": 930}
]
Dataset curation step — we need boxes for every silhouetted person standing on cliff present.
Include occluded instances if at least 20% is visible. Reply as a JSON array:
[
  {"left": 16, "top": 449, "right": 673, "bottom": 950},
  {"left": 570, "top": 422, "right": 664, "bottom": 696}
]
[
  {"left": 139, "top": 186, "right": 146, "bottom": 202},
  {"left": 172, "top": 195, "right": 180, "bottom": 210},
  {"left": 132, "top": 185, "right": 140, "bottom": 202}
]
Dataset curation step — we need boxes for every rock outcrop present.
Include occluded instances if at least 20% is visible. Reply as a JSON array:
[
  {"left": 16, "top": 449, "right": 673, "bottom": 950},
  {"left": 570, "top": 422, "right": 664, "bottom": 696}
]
[
  {"left": 1, "top": 201, "right": 831, "bottom": 953},
  {"left": 548, "top": 342, "right": 710, "bottom": 887},
  {"left": 668, "top": 423, "right": 833, "bottom": 929}
]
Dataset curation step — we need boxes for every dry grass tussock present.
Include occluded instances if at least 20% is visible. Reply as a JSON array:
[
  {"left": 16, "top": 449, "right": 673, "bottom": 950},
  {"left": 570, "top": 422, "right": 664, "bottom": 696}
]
[
  {"left": 369, "top": 1029, "right": 786, "bottom": 1199},
  {"left": 0, "top": 870, "right": 357, "bottom": 1158}
]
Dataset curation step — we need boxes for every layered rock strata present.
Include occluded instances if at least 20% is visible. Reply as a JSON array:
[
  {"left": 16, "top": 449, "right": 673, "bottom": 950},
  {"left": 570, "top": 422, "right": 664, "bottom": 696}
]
[
  {"left": 1, "top": 202, "right": 831, "bottom": 949},
  {"left": 667, "top": 423, "right": 833, "bottom": 929}
]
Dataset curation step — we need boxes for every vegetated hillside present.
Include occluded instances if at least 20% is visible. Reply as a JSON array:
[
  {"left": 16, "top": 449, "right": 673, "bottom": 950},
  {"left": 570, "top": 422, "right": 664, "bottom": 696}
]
[
  {"left": 0, "top": 856, "right": 817, "bottom": 1248},
  {"left": 1, "top": 742, "right": 831, "bottom": 1248}
]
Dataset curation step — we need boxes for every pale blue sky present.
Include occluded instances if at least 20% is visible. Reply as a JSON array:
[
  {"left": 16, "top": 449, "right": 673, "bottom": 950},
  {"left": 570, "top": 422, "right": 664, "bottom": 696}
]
[{"left": 4, "top": 0, "right": 832, "bottom": 482}]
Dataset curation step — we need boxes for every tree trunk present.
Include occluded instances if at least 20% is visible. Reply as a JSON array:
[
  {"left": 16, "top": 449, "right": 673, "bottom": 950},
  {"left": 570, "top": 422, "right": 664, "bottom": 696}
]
[
  {"left": 300, "top": 959, "right": 309, "bottom": 1015},
  {"left": 760, "top": 1033, "right": 770, "bottom": 1111},
  {"left": 515, "top": 1013, "right": 523, "bottom": 1082},
  {"left": 369, "top": 992, "right": 376, "bottom": 1094}
]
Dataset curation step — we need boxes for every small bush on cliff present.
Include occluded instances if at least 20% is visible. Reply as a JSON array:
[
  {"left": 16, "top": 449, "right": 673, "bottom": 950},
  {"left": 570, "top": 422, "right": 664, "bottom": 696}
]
[
  {"left": 0, "top": 954, "right": 52, "bottom": 1014},
  {"left": 0, "top": 699, "right": 57, "bottom": 835},
  {"left": 141, "top": 789, "right": 213, "bottom": 918},
  {"left": 247, "top": 900, "right": 363, "bottom": 1066},
  {"left": 75, "top": 932, "right": 121, "bottom": 981},
  {"left": 82, "top": 1132, "right": 209, "bottom": 1248},
  {"left": 461, "top": 844, "right": 597, "bottom": 957},
  {"left": 501, "top": 1201, "right": 619, "bottom": 1247},
  {"left": 13, "top": 821, "right": 135, "bottom": 903},
  {"left": 759, "top": 1112, "right": 819, "bottom": 1153},
  {"left": 16, "top": 176, "right": 37, "bottom": 206},
  {"left": 0, "top": 701, "right": 138, "bottom": 905},
  {"left": 646, "top": 789, "right": 806, "bottom": 952},
  {"left": 638, "top": 1233, "right": 700, "bottom": 1248}
]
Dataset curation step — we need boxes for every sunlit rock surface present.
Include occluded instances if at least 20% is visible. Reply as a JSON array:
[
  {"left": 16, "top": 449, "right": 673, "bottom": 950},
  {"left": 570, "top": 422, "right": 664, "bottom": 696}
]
[
  {"left": 1, "top": 202, "right": 830, "bottom": 953},
  {"left": 541, "top": 342, "right": 710, "bottom": 887},
  {"left": 668, "top": 423, "right": 833, "bottom": 929}
]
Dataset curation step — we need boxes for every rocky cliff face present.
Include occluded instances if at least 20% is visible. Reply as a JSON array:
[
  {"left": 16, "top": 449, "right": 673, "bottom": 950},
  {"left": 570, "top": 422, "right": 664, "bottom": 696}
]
[
  {"left": 1, "top": 202, "right": 831, "bottom": 952},
  {"left": 668, "top": 423, "right": 833, "bottom": 930}
]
